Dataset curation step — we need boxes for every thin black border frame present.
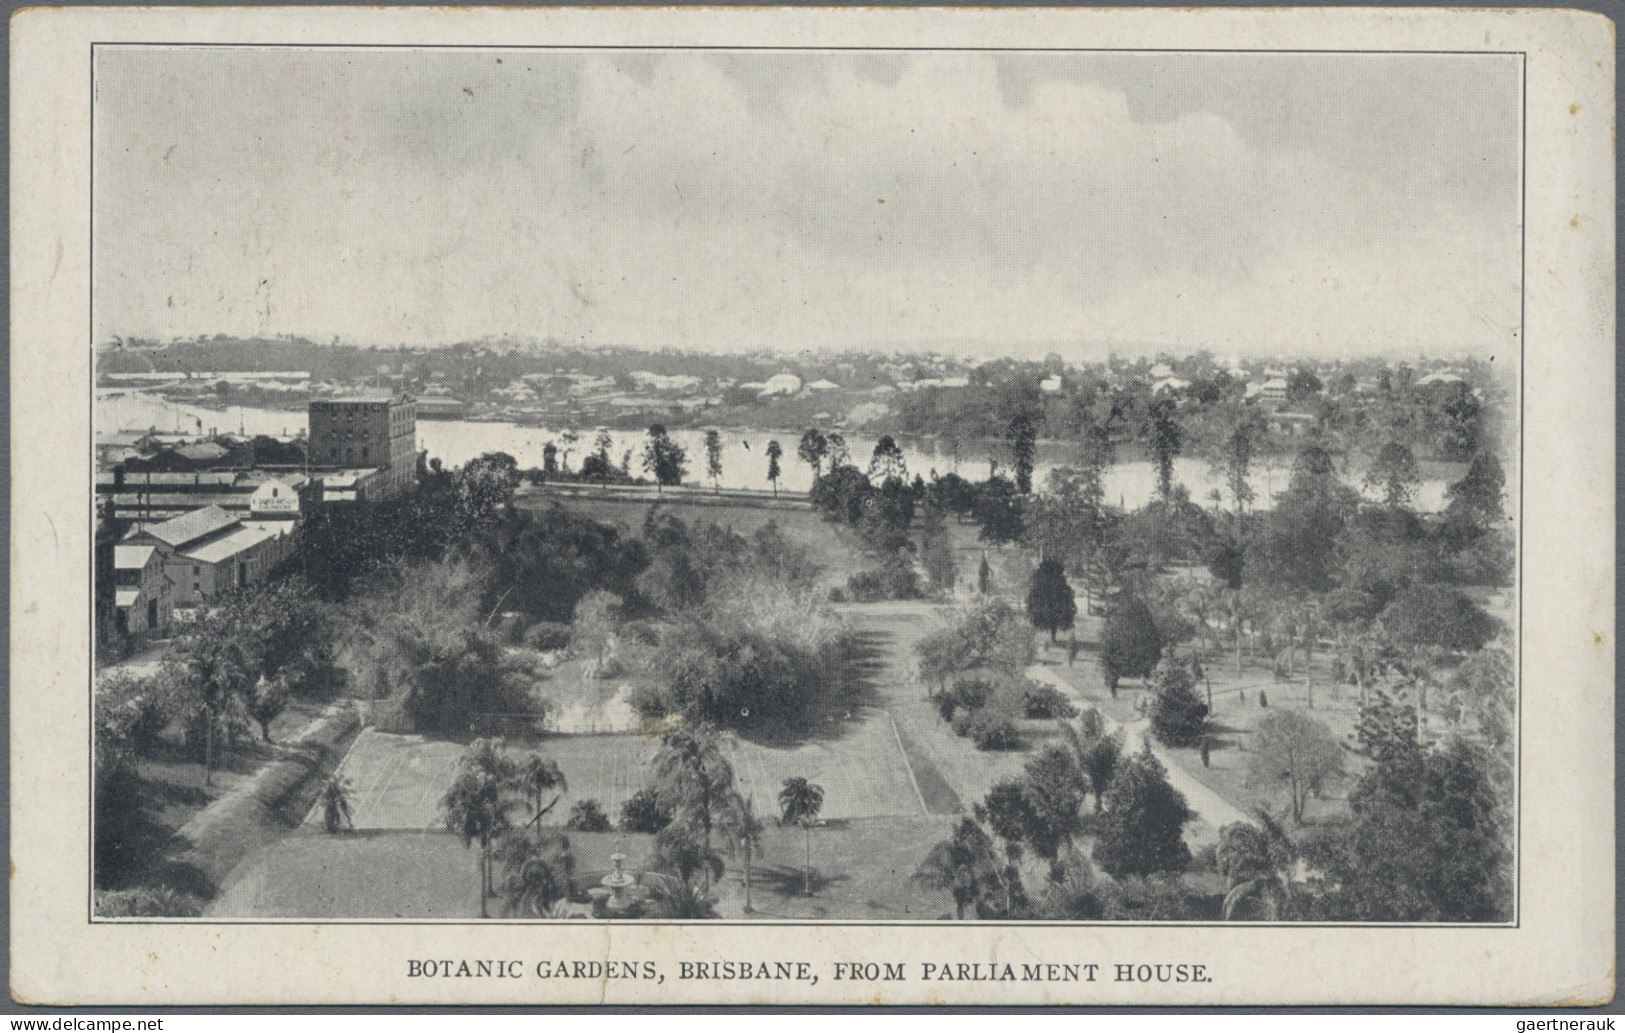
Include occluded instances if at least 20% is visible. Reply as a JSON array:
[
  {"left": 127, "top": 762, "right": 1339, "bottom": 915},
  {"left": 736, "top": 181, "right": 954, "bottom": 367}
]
[{"left": 85, "top": 41, "right": 1528, "bottom": 933}]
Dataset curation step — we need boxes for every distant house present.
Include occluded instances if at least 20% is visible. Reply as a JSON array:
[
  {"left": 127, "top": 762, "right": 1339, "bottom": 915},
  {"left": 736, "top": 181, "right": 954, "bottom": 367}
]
[
  {"left": 1152, "top": 377, "right": 1191, "bottom": 396},
  {"left": 1150, "top": 362, "right": 1175, "bottom": 379},
  {"left": 1267, "top": 412, "right": 1317, "bottom": 437},
  {"left": 1415, "top": 371, "right": 1465, "bottom": 389},
  {"left": 759, "top": 374, "right": 803, "bottom": 397},
  {"left": 1040, "top": 375, "right": 1064, "bottom": 394},
  {"left": 174, "top": 440, "right": 231, "bottom": 463},
  {"left": 1260, "top": 378, "right": 1289, "bottom": 405}
]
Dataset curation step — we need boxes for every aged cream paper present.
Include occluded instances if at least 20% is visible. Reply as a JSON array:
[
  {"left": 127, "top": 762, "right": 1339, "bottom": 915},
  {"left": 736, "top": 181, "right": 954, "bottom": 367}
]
[{"left": 11, "top": 5, "right": 1615, "bottom": 1006}]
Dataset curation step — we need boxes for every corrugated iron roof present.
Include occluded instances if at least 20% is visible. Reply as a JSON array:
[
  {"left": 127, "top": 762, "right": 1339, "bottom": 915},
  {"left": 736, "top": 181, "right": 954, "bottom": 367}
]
[
  {"left": 113, "top": 544, "right": 156, "bottom": 569},
  {"left": 125, "top": 504, "right": 239, "bottom": 548}
]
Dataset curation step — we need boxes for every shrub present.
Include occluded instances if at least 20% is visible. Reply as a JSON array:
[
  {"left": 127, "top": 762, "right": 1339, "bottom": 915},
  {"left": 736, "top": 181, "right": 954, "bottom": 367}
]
[
  {"left": 522, "top": 622, "right": 572, "bottom": 652},
  {"left": 938, "top": 676, "right": 996, "bottom": 722},
  {"left": 1022, "top": 684, "right": 1078, "bottom": 720},
  {"left": 564, "top": 799, "right": 613, "bottom": 832},
  {"left": 952, "top": 709, "right": 1023, "bottom": 751},
  {"left": 619, "top": 789, "right": 673, "bottom": 834},
  {"left": 845, "top": 553, "right": 922, "bottom": 602}
]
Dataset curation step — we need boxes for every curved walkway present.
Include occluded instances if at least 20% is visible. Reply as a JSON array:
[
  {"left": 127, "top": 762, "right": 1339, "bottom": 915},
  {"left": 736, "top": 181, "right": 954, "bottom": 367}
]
[{"left": 1027, "top": 664, "right": 1249, "bottom": 845}]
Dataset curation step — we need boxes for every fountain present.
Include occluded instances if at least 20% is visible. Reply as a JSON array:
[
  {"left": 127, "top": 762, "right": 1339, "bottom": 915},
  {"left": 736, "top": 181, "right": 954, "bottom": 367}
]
[{"left": 588, "top": 837, "right": 642, "bottom": 916}]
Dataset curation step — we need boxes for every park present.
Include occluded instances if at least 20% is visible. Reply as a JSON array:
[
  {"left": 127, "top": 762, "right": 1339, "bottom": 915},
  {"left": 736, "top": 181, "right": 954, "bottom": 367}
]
[{"left": 95, "top": 396, "right": 1517, "bottom": 924}]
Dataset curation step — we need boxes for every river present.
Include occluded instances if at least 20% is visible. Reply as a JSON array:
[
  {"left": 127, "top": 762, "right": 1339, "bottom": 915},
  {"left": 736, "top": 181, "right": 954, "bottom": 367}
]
[{"left": 96, "top": 391, "right": 1460, "bottom": 512}]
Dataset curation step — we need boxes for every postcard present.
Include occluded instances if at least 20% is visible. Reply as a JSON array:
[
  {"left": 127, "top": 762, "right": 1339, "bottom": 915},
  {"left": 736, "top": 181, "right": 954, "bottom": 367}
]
[{"left": 10, "top": 5, "right": 1614, "bottom": 1006}]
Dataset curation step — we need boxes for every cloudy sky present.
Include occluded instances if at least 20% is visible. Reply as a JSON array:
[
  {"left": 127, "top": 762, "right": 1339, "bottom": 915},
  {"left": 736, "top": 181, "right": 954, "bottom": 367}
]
[{"left": 94, "top": 48, "right": 1521, "bottom": 359}]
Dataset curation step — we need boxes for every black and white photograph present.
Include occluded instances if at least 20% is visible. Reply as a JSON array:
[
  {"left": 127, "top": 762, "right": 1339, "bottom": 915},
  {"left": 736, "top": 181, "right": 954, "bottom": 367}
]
[{"left": 88, "top": 44, "right": 1527, "bottom": 928}]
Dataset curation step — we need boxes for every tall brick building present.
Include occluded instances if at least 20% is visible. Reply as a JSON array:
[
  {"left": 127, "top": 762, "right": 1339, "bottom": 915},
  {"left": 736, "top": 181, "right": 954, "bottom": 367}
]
[{"left": 308, "top": 397, "right": 418, "bottom": 499}]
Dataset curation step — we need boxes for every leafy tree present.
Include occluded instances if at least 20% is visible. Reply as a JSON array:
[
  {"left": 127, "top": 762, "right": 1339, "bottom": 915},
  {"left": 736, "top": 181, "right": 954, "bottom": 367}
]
[
  {"left": 809, "top": 465, "right": 875, "bottom": 526},
  {"left": 177, "top": 625, "right": 252, "bottom": 784},
  {"left": 914, "top": 599, "right": 1036, "bottom": 692},
  {"left": 1306, "top": 736, "right": 1511, "bottom": 922},
  {"left": 973, "top": 475, "right": 1025, "bottom": 544},
  {"left": 1073, "top": 721, "right": 1122, "bottom": 813},
  {"left": 778, "top": 776, "right": 826, "bottom": 896},
  {"left": 569, "top": 589, "right": 623, "bottom": 674},
  {"left": 1094, "top": 747, "right": 1194, "bottom": 880},
  {"left": 1379, "top": 585, "right": 1501, "bottom": 653},
  {"left": 440, "top": 738, "right": 521, "bottom": 918},
  {"left": 1217, "top": 812, "right": 1299, "bottom": 920},
  {"left": 704, "top": 429, "right": 724, "bottom": 493},
  {"left": 1101, "top": 596, "right": 1163, "bottom": 690},
  {"left": 1025, "top": 558, "right": 1078, "bottom": 643},
  {"left": 1446, "top": 647, "right": 1514, "bottom": 747},
  {"left": 457, "top": 452, "right": 521, "bottom": 525},
  {"left": 1007, "top": 414, "right": 1038, "bottom": 494},
  {"left": 928, "top": 471, "right": 980, "bottom": 518},
  {"left": 1148, "top": 658, "right": 1209, "bottom": 748},
  {"left": 1245, "top": 711, "right": 1345, "bottom": 824},
  {"left": 867, "top": 435, "right": 908, "bottom": 483},
  {"left": 592, "top": 429, "right": 615, "bottom": 486},
  {"left": 1364, "top": 442, "right": 1421, "bottom": 508},
  {"left": 797, "top": 428, "right": 828, "bottom": 479},
  {"left": 919, "top": 506, "right": 957, "bottom": 595},
  {"left": 641, "top": 424, "right": 688, "bottom": 492},
  {"left": 976, "top": 780, "right": 1038, "bottom": 915},
  {"left": 1247, "top": 446, "right": 1360, "bottom": 593},
  {"left": 517, "top": 753, "right": 568, "bottom": 820},
  {"left": 1145, "top": 396, "right": 1183, "bottom": 504},
  {"left": 1443, "top": 452, "right": 1506, "bottom": 533},
  {"left": 825, "top": 432, "right": 850, "bottom": 469},
  {"left": 541, "top": 442, "right": 559, "bottom": 478},
  {"left": 764, "top": 440, "right": 783, "bottom": 497},
  {"left": 653, "top": 724, "right": 744, "bottom": 893},
  {"left": 1018, "top": 746, "right": 1088, "bottom": 863},
  {"left": 651, "top": 821, "right": 726, "bottom": 889},
  {"left": 1286, "top": 368, "right": 1323, "bottom": 404},
  {"left": 912, "top": 818, "right": 1002, "bottom": 919},
  {"left": 1212, "top": 400, "right": 1265, "bottom": 521},
  {"left": 619, "top": 788, "right": 674, "bottom": 834},
  {"left": 497, "top": 827, "right": 575, "bottom": 918},
  {"left": 245, "top": 675, "right": 289, "bottom": 743},
  {"left": 565, "top": 799, "right": 613, "bottom": 832}
]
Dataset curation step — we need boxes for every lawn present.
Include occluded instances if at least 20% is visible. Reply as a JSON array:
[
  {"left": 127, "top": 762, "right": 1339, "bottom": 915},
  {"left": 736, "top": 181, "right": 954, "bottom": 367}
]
[
  {"left": 834, "top": 601, "right": 1072, "bottom": 817},
  {"left": 208, "top": 817, "right": 961, "bottom": 921},
  {"left": 321, "top": 704, "right": 928, "bottom": 836},
  {"left": 1041, "top": 646, "right": 1367, "bottom": 828}
]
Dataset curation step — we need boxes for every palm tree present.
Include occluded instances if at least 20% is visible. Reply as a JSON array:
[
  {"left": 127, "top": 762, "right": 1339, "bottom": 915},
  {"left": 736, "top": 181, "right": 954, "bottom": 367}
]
[
  {"left": 440, "top": 738, "right": 522, "bottom": 918},
  {"left": 778, "top": 777, "right": 825, "bottom": 897},
  {"left": 730, "top": 796, "right": 766, "bottom": 913},
  {"left": 652, "top": 724, "right": 743, "bottom": 893},
  {"left": 1217, "top": 809, "right": 1299, "bottom": 921},
  {"left": 640, "top": 871, "right": 719, "bottom": 919},
  {"left": 912, "top": 818, "right": 1000, "bottom": 919},
  {"left": 320, "top": 777, "right": 353, "bottom": 834},
  {"left": 497, "top": 827, "right": 575, "bottom": 918},
  {"left": 518, "top": 753, "right": 568, "bottom": 824},
  {"left": 652, "top": 822, "right": 726, "bottom": 888}
]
